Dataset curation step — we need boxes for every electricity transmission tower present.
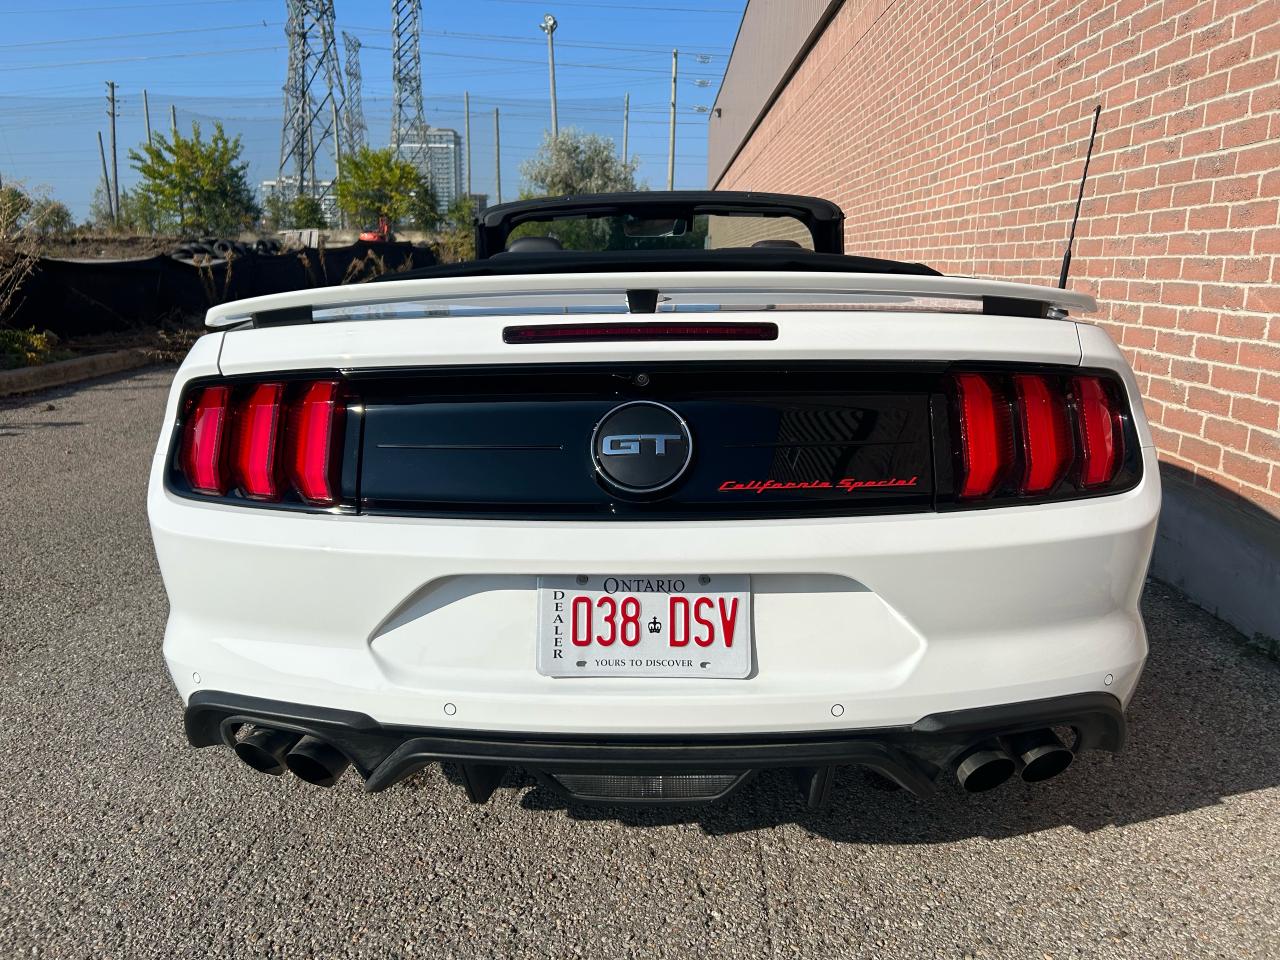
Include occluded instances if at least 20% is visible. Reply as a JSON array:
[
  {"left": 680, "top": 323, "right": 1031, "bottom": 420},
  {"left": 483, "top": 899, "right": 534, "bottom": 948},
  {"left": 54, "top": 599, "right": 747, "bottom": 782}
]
[
  {"left": 390, "top": 0, "right": 429, "bottom": 171},
  {"left": 277, "top": 0, "right": 346, "bottom": 200},
  {"left": 342, "top": 32, "right": 368, "bottom": 152}
]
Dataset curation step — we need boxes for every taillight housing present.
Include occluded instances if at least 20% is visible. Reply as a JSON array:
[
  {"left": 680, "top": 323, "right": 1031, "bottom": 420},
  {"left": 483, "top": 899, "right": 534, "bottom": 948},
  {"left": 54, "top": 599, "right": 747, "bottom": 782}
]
[
  {"left": 952, "top": 373, "right": 1013, "bottom": 499},
  {"left": 179, "top": 385, "right": 231, "bottom": 496},
  {"left": 948, "top": 369, "right": 1133, "bottom": 504},
  {"left": 287, "top": 381, "right": 345, "bottom": 507},
  {"left": 173, "top": 377, "right": 350, "bottom": 509}
]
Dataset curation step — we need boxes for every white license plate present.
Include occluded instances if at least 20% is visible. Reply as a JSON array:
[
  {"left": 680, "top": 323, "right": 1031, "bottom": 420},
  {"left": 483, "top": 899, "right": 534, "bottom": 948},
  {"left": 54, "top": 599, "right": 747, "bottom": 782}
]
[{"left": 536, "top": 575, "right": 752, "bottom": 678}]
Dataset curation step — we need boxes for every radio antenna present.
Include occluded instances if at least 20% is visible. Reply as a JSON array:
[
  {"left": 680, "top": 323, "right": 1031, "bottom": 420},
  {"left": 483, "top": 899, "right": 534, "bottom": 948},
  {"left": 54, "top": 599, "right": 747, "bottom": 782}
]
[{"left": 1058, "top": 104, "right": 1102, "bottom": 289}]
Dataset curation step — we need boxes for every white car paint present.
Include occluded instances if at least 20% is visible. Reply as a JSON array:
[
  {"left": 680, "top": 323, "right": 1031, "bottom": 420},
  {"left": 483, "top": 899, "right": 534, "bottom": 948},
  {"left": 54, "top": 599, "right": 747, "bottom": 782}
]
[{"left": 149, "top": 274, "right": 1159, "bottom": 737}]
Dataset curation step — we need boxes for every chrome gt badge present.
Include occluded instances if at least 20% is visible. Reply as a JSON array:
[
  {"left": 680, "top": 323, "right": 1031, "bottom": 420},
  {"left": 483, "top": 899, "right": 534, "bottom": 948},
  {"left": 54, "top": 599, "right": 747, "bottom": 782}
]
[{"left": 591, "top": 401, "right": 693, "bottom": 494}]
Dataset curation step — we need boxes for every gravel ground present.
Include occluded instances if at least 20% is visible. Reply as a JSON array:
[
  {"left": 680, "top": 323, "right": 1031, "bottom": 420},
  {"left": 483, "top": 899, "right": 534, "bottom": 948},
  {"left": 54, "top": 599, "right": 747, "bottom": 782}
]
[{"left": 1, "top": 368, "right": 1277, "bottom": 960}]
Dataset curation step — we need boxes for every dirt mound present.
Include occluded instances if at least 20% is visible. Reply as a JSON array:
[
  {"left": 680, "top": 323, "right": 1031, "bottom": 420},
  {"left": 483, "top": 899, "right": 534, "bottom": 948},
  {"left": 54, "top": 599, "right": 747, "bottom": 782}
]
[{"left": 20, "top": 235, "right": 178, "bottom": 261}]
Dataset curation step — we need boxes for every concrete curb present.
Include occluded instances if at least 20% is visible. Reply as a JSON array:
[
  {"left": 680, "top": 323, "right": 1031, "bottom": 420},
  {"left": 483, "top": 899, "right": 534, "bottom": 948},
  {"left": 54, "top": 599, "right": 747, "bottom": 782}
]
[{"left": 0, "top": 348, "right": 153, "bottom": 398}]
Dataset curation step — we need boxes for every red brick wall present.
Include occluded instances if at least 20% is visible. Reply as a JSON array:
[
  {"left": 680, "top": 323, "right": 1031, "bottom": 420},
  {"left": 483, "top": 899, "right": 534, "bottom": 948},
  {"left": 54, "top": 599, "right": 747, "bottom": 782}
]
[{"left": 716, "top": 0, "right": 1280, "bottom": 514}]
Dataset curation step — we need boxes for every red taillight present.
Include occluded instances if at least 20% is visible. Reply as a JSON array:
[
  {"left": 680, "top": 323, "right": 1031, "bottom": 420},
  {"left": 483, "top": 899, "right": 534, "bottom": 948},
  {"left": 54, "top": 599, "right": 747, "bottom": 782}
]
[
  {"left": 179, "top": 385, "right": 230, "bottom": 495},
  {"left": 231, "top": 383, "right": 285, "bottom": 500},
  {"left": 951, "top": 370, "right": 1127, "bottom": 501},
  {"left": 953, "top": 373, "right": 1012, "bottom": 499},
  {"left": 1013, "top": 374, "right": 1072, "bottom": 494},
  {"left": 1073, "top": 376, "right": 1122, "bottom": 487},
  {"left": 286, "top": 380, "right": 344, "bottom": 506},
  {"left": 177, "top": 379, "right": 345, "bottom": 506}
]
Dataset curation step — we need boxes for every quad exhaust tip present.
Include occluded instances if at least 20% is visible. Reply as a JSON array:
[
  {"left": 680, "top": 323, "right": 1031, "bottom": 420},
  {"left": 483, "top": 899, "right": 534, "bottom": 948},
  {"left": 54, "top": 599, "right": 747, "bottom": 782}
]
[
  {"left": 954, "top": 741, "right": 1016, "bottom": 792},
  {"left": 954, "top": 729, "right": 1075, "bottom": 792},
  {"left": 1006, "top": 728, "right": 1074, "bottom": 783},
  {"left": 233, "top": 727, "right": 351, "bottom": 788},
  {"left": 284, "top": 735, "right": 351, "bottom": 788},
  {"left": 233, "top": 726, "right": 300, "bottom": 776}
]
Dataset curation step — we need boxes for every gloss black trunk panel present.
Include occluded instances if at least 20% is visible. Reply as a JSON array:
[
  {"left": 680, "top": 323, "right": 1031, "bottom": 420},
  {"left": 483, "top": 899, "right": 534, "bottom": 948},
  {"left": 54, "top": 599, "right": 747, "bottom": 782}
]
[{"left": 355, "top": 365, "right": 938, "bottom": 519}]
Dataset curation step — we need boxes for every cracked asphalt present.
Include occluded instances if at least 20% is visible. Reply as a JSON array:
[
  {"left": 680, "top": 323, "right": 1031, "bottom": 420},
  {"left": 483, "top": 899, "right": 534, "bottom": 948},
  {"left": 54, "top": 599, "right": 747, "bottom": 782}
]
[{"left": 1, "top": 367, "right": 1277, "bottom": 959}]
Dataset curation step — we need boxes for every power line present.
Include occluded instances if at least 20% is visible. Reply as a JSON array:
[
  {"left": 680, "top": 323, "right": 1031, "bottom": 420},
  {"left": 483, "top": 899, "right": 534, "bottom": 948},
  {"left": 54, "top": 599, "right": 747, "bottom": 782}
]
[
  {"left": 0, "top": 44, "right": 283, "bottom": 72},
  {"left": 0, "top": 0, "right": 270, "bottom": 12},
  {"left": 468, "top": 0, "right": 740, "bottom": 13},
  {"left": 0, "top": 0, "right": 736, "bottom": 10},
  {"left": 343, "top": 23, "right": 727, "bottom": 57},
  {"left": 0, "top": 22, "right": 280, "bottom": 50},
  {"left": 358, "top": 43, "right": 721, "bottom": 77}
]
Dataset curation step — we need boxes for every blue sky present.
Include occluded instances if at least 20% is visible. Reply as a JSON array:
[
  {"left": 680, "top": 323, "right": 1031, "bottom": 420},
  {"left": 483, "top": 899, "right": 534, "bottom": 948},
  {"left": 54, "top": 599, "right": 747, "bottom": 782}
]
[{"left": 0, "top": 0, "right": 745, "bottom": 219}]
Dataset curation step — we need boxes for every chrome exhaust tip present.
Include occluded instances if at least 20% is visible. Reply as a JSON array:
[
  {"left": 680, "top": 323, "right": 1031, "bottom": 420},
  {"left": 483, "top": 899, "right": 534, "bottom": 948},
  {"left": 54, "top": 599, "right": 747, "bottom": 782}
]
[
  {"left": 233, "top": 726, "right": 300, "bottom": 776},
  {"left": 284, "top": 736, "right": 351, "bottom": 788}
]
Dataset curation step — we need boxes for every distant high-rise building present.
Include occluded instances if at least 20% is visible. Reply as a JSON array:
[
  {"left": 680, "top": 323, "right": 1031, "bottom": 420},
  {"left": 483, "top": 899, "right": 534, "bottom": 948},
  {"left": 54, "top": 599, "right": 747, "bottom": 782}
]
[{"left": 396, "top": 126, "right": 463, "bottom": 212}]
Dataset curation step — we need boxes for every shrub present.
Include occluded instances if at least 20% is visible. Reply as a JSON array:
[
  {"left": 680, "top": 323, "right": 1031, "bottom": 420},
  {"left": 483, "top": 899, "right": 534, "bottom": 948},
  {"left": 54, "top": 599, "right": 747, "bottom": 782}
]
[{"left": 0, "top": 327, "right": 68, "bottom": 369}]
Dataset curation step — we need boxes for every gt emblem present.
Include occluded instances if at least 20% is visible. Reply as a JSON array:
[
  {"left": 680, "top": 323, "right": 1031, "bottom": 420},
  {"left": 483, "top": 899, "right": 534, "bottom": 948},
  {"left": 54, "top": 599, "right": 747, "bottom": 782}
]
[
  {"left": 600, "top": 433, "right": 684, "bottom": 456},
  {"left": 591, "top": 401, "right": 693, "bottom": 495}
]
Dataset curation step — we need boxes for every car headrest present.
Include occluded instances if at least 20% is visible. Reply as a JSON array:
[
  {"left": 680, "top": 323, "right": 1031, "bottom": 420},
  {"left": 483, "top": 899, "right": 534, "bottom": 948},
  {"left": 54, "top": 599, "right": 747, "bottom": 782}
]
[
  {"left": 506, "top": 236, "right": 564, "bottom": 253},
  {"left": 751, "top": 239, "right": 805, "bottom": 249}
]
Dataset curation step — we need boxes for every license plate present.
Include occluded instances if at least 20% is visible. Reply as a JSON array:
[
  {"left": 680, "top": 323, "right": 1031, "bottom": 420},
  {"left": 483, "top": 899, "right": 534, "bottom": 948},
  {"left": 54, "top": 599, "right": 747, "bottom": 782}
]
[{"left": 536, "top": 575, "right": 752, "bottom": 678}]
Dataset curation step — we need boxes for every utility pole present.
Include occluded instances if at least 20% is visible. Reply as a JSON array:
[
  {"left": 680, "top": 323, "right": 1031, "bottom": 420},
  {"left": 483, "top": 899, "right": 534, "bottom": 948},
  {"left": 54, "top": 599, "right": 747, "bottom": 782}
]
[
  {"left": 622, "top": 92, "right": 630, "bottom": 164},
  {"left": 540, "top": 13, "right": 558, "bottom": 138},
  {"left": 143, "top": 89, "right": 153, "bottom": 147},
  {"left": 330, "top": 96, "right": 342, "bottom": 173},
  {"left": 494, "top": 107, "right": 502, "bottom": 204},
  {"left": 96, "top": 131, "right": 114, "bottom": 223},
  {"left": 667, "top": 50, "right": 678, "bottom": 190},
  {"left": 464, "top": 91, "right": 472, "bottom": 198},
  {"left": 106, "top": 81, "right": 120, "bottom": 224},
  {"left": 169, "top": 105, "right": 184, "bottom": 232},
  {"left": 330, "top": 96, "right": 343, "bottom": 228}
]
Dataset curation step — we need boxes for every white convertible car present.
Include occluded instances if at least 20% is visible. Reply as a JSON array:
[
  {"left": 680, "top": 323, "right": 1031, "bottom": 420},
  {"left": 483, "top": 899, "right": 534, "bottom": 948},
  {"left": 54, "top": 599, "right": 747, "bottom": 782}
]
[{"left": 149, "top": 192, "right": 1159, "bottom": 806}]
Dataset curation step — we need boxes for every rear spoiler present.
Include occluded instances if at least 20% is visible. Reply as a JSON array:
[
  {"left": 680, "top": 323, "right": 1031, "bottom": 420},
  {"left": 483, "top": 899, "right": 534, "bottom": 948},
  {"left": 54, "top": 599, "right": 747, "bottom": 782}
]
[{"left": 204, "top": 271, "right": 1097, "bottom": 331}]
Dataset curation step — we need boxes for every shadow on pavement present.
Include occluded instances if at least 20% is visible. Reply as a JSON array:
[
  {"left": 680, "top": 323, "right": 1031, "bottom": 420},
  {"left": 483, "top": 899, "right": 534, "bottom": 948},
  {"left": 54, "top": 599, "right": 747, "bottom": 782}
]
[
  {"left": 0, "top": 420, "right": 86, "bottom": 437},
  {"left": 507, "top": 581, "right": 1280, "bottom": 841}
]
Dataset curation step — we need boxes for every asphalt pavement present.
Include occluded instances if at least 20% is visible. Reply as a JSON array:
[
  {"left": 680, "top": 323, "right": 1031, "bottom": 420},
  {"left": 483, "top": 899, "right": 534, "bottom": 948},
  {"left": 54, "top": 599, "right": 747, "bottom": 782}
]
[{"left": 1, "top": 368, "right": 1276, "bottom": 959}]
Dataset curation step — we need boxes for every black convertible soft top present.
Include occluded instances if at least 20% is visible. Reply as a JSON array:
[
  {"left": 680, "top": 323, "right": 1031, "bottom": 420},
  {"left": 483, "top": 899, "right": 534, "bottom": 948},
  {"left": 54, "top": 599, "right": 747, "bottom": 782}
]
[
  {"left": 381, "top": 191, "right": 938, "bottom": 282},
  {"left": 380, "top": 247, "right": 940, "bottom": 283}
]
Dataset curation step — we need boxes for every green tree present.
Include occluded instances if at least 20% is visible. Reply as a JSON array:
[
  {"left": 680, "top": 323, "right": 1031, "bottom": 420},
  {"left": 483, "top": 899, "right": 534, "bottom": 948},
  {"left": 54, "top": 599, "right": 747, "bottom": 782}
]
[
  {"left": 512, "top": 130, "right": 643, "bottom": 250},
  {"left": 128, "top": 121, "right": 259, "bottom": 235},
  {"left": 87, "top": 182, "right": 115, "bottom": 232},
  {"left": 335, "top": 146, "right": 435, "bottom": 230},
  {"left": 0, "top": 184, "right": 33, "bottom": 237},
  {"left": 262, "top": 191, "right": 288, "bottom": 231},
  {"left": 407, "top": 180, "right": 440, "bottom": 231},
  {"left": 118, "top": 188, "right": 164, "bottom": 234},
  {"left": 519, "top": 129, "right": 639, "bottom": 197},
  {"left": 433, "top": 194, "right": 478, "bottom": 262},
  {"left": 290, "top": 194, "right": 329, "bottom": 229},
  {"left": 28, "top": 197, "right": 75, "bottom": 237}
]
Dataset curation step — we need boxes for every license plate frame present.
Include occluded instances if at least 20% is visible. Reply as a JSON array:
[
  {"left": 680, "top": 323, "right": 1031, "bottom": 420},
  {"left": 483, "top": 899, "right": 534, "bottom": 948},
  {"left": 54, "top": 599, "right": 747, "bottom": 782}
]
[{"left": 536, "top": 574, "right": 752, "bottom": 679}]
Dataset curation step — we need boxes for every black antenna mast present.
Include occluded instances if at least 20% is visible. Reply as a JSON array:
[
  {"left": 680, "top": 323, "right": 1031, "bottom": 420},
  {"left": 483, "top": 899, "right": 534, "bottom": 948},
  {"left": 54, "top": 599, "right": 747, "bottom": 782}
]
[{"left": 1058, "top": 104, "right": 1103, "bottom": 289}]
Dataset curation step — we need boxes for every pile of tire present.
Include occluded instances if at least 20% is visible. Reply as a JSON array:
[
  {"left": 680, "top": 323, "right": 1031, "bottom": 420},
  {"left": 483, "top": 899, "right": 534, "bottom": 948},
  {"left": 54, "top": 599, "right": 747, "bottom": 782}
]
[{"left": 171, "top": 237, "right": 283, "bottom": 261}]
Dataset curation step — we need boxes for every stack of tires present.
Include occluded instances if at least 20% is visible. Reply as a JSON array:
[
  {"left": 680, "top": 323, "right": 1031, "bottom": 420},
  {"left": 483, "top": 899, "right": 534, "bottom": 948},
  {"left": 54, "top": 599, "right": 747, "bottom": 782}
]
[{"left": 171, "top": 238, "right": 283, "bottom": 262}]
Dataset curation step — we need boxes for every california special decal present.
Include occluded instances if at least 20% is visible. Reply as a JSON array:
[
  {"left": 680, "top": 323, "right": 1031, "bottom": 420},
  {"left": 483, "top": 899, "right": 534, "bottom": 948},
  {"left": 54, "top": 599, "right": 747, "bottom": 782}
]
[{"left": 717, "top": 476, "right": 920, "bottom": 494}]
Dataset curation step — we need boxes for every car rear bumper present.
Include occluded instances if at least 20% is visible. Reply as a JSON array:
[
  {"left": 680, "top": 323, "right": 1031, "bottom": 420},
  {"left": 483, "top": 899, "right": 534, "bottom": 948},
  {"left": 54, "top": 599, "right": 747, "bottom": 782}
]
[
  {"left": 152, "top": 443, "right": 1159, "bottom": 737},
  {"left": 185, "top": 689, "right": 1126, "bottom": 803}
]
